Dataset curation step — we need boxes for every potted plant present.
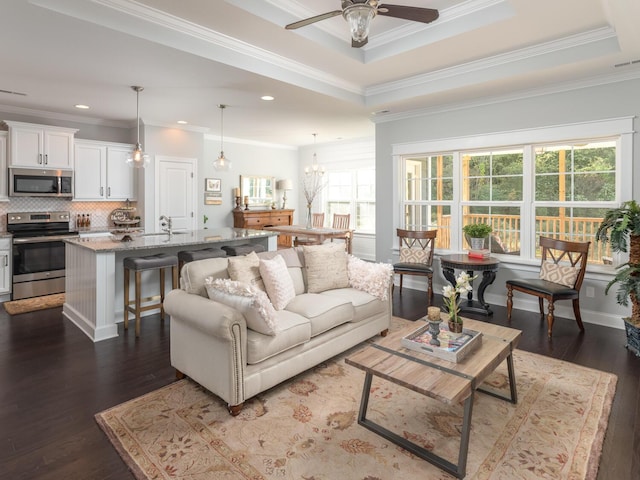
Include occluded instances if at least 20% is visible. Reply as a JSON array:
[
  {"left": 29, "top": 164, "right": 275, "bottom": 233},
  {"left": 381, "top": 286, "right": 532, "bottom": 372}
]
[
  {"left": 596, "top": 200, "right": 640, "bottom": 356},
  {"left": 442, "top": 271, "right": 475, "bottom": 333},
  {"left": 462, "top": 223, "right": 492, "bottom": 250}
]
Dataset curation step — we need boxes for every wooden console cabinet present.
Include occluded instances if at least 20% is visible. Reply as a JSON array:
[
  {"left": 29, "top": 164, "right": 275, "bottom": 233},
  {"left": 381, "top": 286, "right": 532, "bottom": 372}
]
[{"left": 233, "top": 209, "right": 294, "bottom": 248}]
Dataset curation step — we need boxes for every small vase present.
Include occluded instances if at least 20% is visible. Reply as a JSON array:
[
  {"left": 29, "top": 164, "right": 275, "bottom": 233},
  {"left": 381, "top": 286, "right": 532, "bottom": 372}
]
[
  {"left": 306, "top": 204, "right": 313, "bottom": 229},
  {"left": 448, "top": 320, "right": 463, "bottom": 334}
]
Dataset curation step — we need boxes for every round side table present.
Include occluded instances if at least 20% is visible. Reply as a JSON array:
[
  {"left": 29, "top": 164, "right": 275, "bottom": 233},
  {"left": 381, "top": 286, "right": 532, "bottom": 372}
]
[{"left": 439, "top": 254, "right": 500, "bottom": 316}]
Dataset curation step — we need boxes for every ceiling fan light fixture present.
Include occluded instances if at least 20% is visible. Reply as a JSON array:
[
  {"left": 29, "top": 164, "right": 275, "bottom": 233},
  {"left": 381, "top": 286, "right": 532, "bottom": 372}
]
[
  {"left": 127, "top": 86, "right": 150, "bottom": 168},
  {"left": 343, "top": 4, "right": 375, "bottom": 42},
  {"left": 213, "top": 104, "right": 231, "bottom": 171}
]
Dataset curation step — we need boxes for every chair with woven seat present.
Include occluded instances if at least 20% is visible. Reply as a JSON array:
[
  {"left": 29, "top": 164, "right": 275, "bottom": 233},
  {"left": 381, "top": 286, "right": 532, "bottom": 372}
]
[
  {"left": 330, "top": 213, "right": 352, "bottom": 253},
  {"left": 294, "top": 213, "right": 325, "bottom": 247},
  {"left": 506, "top": 236, "right": 590, "bottom": 338},
  {"left": 393, "top": 228, "right": 437, "bottom": 303}
]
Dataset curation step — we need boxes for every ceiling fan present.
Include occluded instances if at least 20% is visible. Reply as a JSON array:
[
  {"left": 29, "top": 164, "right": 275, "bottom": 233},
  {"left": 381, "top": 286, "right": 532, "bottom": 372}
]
[{"left": 285, "top": 0, "right": 439, "bottom": 48}]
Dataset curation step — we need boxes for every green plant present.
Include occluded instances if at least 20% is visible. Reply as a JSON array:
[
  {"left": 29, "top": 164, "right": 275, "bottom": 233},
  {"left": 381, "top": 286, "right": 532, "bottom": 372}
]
[
  {"left": 462, "top": 223, "right": 492, "bottom": 238},
  {"left": 596, "top": 200, "right": 640, "bottom": 327}
]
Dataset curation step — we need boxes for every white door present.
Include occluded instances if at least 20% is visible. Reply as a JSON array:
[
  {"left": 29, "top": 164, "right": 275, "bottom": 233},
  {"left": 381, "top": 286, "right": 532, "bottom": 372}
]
[{"left": 155, "top": 156, "right": 197, "bottom": 232}]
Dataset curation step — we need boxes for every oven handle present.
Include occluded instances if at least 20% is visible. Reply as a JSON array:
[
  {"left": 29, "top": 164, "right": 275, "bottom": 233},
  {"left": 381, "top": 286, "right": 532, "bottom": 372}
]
[{"left": 13, "top": 234, "right": 80, "bottom": 244}]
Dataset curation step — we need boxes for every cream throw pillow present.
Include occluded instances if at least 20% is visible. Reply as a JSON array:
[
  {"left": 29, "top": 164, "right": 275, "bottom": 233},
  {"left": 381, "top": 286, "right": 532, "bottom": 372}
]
[
  {"left": 347, "top": 256, "right": 394, "bottom": 300},
  {"left": 227, "top": 251, "right": 265, "bottom": 291},
  {"left": 259, "top": 255, "right": 296, "bottom": 310},
  {"left": 539, "top": 261, "right": 580, "bottom": 288},
  {"left": 399, "top": 246, "right": 430, "bottom": 264},
  {"left": 303, "top": 243, "right": 349, "bottom": 293},
  {"left": 205, "top": 278, "right": 277, "bottom": 335}
]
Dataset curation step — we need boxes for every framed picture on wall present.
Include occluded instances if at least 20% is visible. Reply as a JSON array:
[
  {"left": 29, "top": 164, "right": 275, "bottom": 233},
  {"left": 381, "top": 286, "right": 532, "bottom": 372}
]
[
  {"left": 205, "top": 178, "right": 221, "bottom": 192},
  {"left": 204, "top": 192, "right": 222, "bottom": 205}
]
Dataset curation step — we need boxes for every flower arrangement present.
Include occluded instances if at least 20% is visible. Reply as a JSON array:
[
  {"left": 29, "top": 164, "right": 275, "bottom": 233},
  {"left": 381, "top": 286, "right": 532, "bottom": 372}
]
[{"left": 442, "top": 271, "right": 476, "bottom": 325}]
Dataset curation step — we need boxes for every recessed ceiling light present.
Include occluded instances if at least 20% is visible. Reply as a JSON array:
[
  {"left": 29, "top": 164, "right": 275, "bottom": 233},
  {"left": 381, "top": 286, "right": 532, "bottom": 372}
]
[
  {"left": 261, "top": 95, "right": 274, "bottom": 101},
  {"left": 74, "top": 104, "right": 90, "bottom": 109},
  {"left": 177, "top": 120, "right": 188, "bottom": 124}
]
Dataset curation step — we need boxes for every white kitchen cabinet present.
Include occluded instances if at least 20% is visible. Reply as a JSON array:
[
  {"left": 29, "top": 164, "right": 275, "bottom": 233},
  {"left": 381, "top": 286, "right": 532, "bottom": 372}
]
[
  {"left": 0, "top": 132, "right": 7, "bottom": 200},
  {"left": 0, "top": 238, "right": 11, "bottom": 295},
  {"left": 74, "top": 140, "right": 137, "bottom": 201},
  {"left": 4, "top": 121, "right": 77, "bottom": 169}
]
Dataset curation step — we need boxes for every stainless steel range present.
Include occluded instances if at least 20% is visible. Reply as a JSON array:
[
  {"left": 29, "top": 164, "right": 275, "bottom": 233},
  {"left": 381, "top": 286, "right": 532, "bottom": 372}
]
[{"left": 7, "top": 211, "right": 78, "bottom": 300}]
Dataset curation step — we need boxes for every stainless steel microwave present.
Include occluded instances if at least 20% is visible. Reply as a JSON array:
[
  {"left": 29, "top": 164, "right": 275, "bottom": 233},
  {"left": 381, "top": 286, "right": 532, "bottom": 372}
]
[{"left": 9, "top": 168, "right": 73, "bottom": 197}]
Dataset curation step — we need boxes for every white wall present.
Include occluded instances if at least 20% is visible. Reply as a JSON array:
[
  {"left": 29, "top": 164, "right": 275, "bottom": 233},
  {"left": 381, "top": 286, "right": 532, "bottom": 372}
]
[{"left": 374, "top": 77, "right": 640, "bottom": 329}]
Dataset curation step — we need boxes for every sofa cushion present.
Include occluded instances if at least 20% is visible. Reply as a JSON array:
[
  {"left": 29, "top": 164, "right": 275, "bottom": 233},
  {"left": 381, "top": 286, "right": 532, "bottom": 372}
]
[
  {"left": 227, "top": 251, "right": 265, "bottom": 291},
  {"left": 205, "top": 278, "right": 277, "bottom": 336},
  {"left": 181, "top": 257, "right": 229, "bottom": 297},
  {"left": 285, "top": 293, "right": 354, "bottom": 337},
  {"left": 246, "top": 311, "right": 311, "bottom": 364},
  {"left": 321, "top": 287, "right": 387, "bottom": 323},
  {"left": 303, "top": 243, "right": 349, "bottom": 293},
  {"left": 259, "top": 255, "right": 296, "bottom": 310},
  {"left": 347, "top": 256, "right": 393, "bottom": 301}
]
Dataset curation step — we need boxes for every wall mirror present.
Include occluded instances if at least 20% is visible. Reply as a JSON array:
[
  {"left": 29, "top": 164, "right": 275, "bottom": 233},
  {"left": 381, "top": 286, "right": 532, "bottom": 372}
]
[{"left": 240, "top": 175, "right": 276, "bottom": 208}]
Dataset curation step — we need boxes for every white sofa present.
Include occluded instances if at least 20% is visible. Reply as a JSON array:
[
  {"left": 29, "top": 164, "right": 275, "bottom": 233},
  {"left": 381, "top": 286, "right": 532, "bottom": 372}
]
[{"left": 164, "top": 246, "right": 392, "bottom": 415}]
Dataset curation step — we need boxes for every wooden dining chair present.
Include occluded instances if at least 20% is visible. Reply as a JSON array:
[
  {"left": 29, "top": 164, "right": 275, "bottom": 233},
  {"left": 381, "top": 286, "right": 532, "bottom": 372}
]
[
  {"left": 330, "top": 213, "right": 352, "bottom": 253},
  {"left": 393, "top": 228, "right": 437, "bottom": 303},
  {"left": 294, "top": 213, "right": 325, "bottom": 247},
  {"left": 506, "top": 236, "right": 590, "bottom": 338}
]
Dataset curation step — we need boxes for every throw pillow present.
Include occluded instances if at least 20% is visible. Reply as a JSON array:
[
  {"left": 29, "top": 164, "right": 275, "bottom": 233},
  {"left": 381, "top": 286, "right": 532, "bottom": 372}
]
[
  {"left": 259, "top": 255, "right": 296, "bottom": 310},
  {"left": 205, "top": 278, "right": 277, "bottom": 335},
  {"left": 303, "top": 243, "right": 349, "bottom": 293},
  {"left": 227, "top": 251, "right": 265, "bottom": 291},
  {"left": 399, "top": 247, "right": 430, "bottom": 264},
  {"left": 347, "top": 256, "right": 394, "bottom": 300},
  {"left": 539, "top": 261, "right": 580, "bottom": 288}
]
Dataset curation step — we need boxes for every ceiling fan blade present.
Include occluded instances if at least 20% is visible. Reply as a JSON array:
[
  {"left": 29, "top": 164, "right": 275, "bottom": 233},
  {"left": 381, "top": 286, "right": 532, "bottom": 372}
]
[
  {"left": 352, "top": 36, "right": 368, "bottom": 48},
  {"left": 285, "top": 10, "right": 343, "bottom": 30},
  {"left": 377, "top": 5, "right": 439, "bottom": 24}
]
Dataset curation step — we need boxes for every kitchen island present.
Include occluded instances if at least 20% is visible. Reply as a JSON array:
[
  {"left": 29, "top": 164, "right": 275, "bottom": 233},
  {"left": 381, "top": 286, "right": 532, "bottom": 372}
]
[{"left": 63, "top": 228, "right": 277, "bottom": 342}]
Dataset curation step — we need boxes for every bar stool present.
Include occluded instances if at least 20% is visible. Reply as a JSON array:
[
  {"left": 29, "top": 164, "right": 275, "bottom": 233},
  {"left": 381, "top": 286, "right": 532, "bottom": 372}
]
[
  {"left": 221, "top": 244, "right": 266, "bottom": 257},
  {"left": 123, "top": 253, "right": 178, "bottom": 337},
  {"left": 177, "top": 247, "right": 226, "bottom": 272}
]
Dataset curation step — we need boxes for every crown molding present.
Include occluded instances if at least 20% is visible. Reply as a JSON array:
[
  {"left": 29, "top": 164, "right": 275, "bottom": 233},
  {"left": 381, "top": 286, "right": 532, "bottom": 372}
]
[
  {"left": 0, "top": 103, "right": 129, "bottom": 128},
  {"left": 204, "top": 133, "right": 297, "bottom": 151}
]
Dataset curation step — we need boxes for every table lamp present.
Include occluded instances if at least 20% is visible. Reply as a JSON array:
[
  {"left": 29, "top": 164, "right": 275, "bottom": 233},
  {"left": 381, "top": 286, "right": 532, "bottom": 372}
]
[{"left": 276, "top": 179, "right": 293, "bottom": 209}]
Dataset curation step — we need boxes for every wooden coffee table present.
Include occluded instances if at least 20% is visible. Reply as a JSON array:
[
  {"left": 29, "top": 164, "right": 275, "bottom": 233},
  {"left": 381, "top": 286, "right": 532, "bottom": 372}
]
[{"left": 345, "top": 318, "right": 521, "bottom": 479}]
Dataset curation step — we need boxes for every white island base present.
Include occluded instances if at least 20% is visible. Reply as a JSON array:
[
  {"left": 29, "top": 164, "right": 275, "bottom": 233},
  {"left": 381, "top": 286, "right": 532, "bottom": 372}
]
[{"left": 63, "top": 228, "right": 276, "bottom": 342}]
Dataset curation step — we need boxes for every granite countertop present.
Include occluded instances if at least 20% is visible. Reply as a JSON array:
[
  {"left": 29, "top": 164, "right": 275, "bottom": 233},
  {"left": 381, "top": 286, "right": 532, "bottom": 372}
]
[{"left": 65, "top": 227, "right": 276, "bottom": 252}]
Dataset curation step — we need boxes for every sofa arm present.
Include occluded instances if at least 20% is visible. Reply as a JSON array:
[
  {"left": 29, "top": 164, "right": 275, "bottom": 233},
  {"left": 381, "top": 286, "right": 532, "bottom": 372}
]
[{"left": 164, "top": 289, "right": 247, "bottom": 339}]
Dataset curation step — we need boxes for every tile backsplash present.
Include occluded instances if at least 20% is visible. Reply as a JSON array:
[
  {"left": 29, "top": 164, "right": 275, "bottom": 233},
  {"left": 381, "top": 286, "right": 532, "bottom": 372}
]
[{"left": 0, "top": 198, "right": 137, "bottom": 231}]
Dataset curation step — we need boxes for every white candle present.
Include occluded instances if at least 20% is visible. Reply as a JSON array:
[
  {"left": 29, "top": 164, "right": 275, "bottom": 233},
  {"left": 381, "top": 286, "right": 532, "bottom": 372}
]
[{"left": 427, "top": 306, "right": 441, "bottom": 321}]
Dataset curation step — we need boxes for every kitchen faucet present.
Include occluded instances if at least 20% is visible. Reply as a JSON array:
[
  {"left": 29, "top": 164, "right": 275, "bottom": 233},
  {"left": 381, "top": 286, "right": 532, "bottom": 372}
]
[{"left": 159, "top": 215, "right": 173, "bottom": 235}]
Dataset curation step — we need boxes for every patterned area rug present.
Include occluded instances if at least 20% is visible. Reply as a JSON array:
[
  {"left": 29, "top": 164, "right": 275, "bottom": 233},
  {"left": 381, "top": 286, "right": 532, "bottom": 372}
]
[
  {"left": 96, "top": 318, "right": 617, "bottom": 480},
  {"left": 3, "top": 293, "right": 65, "bottom": 315}
]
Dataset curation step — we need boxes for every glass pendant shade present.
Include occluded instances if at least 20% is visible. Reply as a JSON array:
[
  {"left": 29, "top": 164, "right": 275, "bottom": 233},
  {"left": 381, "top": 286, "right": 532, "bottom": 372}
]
[
  {"left": 127, "top": 86, "right": 150, "bottom": 168},
  {"left": 214, "top": 104, "right": 231, "bottom": 171},
  {"left": 343, "top": 5, "right": 375, "bottom": 42}
]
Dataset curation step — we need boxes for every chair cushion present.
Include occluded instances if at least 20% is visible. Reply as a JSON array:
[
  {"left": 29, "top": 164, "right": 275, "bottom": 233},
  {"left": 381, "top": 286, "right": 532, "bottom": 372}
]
[
  {"left": 124, "top": 253, "right": 177, "bottom": 271},
  {"left": 393, "top": 262, "right": 434, "bottom": 274},
  {"left": 399, "top": 247, "right": 430, "bottom": 264},
  {"left": 507, "top": 278, "right": 577, "bottom": 296},
  {"left": 539, "top": 261, "right": 580, "bottom": 287}
]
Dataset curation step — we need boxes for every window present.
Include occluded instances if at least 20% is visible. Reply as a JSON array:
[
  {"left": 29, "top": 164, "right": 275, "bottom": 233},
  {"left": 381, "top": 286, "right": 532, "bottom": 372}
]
[
  {"left": 396, "top": 118, "right": 632, "bottom": 265},
  {"left": 323, "top": 169, "right": 375, "bottom": 233}
]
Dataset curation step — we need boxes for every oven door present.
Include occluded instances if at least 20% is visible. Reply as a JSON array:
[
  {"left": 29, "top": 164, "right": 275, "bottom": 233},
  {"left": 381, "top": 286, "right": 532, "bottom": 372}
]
[{"left": 12, "top": 234, "right": 77, "bottom": 299}]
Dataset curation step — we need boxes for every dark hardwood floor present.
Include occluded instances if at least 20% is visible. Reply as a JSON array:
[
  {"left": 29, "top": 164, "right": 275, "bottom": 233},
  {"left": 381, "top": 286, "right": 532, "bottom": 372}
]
[{"left": 1, "top": 289, "right": 638, "bottom": 479}]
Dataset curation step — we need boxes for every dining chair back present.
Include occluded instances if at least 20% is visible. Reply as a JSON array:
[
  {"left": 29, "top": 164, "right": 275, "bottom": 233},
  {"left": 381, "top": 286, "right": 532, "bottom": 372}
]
[
  {"left": 393, "top": 228, "right": 437, "bottom": 303},
  {"left": 330, "top": 213, "right": 352, "bottom": 253},
  {"left": 506, "top": 236, "right": 590, "bottom": 338}
]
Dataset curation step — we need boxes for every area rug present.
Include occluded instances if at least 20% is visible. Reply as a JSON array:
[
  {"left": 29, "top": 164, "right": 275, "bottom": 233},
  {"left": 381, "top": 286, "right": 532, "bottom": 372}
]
[
  {"left": 96, "top": 318, "right": 617, "bottom": 480},
  {"left": 3, "top": 293, "right": 65, "bottom": 315}
]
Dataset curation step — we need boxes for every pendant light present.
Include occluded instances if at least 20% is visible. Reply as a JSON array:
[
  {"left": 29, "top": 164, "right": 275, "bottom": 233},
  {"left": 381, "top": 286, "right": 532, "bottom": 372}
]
[
  {"left": 127, "top": 86, "right": 150, "bottom": 168},
  {"left": 213, "top": 104, "right": 231, "bottom": 171}
]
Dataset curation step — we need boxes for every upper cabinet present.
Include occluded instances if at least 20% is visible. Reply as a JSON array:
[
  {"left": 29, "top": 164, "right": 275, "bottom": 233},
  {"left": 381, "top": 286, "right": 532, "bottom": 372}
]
[
  {"left": 4, "top": 121, "right": 77, "bottom": 169},
  {"left": 74, "top": 140, "right": 137, "bottom": 201}
]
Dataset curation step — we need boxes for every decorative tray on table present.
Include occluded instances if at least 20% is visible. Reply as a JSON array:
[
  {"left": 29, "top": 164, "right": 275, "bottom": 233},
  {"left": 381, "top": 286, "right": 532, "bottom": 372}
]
[{"left": 401, "top": 322, "right": 483, "bottom": 363}]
